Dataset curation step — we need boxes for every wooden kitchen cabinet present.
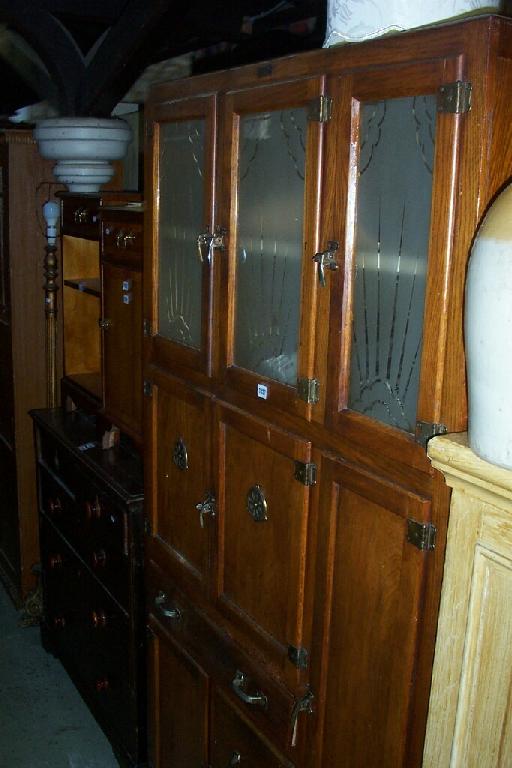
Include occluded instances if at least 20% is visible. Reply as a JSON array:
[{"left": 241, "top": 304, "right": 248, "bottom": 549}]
[
  {"left": 143, "top": 15, "right": 512, "bottom": 767},
  {"left": 101, "top": 205, "right": 144, "bottom": 442},
  {"left": 60, "top": 192, "right": 141, "bottom": 416}
]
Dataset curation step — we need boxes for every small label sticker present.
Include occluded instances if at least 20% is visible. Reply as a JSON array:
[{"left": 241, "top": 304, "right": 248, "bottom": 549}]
[{"left": 257, "top": 383, "right": 268, "bottom": 400}]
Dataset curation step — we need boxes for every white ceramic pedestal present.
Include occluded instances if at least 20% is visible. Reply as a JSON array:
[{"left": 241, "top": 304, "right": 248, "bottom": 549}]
[{"left": 465, "top": 183, "right": 512, "bottom": 469}]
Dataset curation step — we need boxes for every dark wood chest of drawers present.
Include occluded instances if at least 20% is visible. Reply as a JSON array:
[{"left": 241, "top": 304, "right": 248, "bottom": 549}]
[{"left": 31, "top": 407, "right": 146, "bottom": 768}]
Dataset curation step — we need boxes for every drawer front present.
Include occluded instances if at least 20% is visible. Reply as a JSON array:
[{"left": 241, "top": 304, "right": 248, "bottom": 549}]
[
  {"left": 147, "top": 560, "right": 303, "bottom": 753},
  {"left": 38, "top": 445, "right": 130, "bottom": 610},
  {"left": 102, "top": 217, "right": 143, "bottom": 267},
  {"left": 211, "top": 688, "right": 295, "bottom": 768},
  {"left": 40, "top": 516, "right": 137, "bottom": 758},
  {"left": 62, "top": 196, "right": 101, "bottom": 239}
]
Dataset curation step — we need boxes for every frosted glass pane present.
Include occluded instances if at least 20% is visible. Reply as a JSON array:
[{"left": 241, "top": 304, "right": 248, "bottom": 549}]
[
  {"left": 349, "top": 95, "right": 436, "bottom": 432},
  {"left": 158, "top": 120, "right": 204, "bottom": 349},
  {"left": 234, "top": 108, "right": 306, "bottom": 386}
]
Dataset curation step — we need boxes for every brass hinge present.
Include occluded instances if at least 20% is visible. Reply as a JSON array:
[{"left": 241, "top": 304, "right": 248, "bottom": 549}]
[
  {"left": 415, "top": 420, "right": 447, "bottom": 449},
  {"left": 407, "top": 519, "right": 436, "bottom": 551},
  {"left": 288, "top": 644, "right": 309, "bottom": 669},
  {"left": 437, "top": 81, "right": 472, "bottom": 114},
  {"left": 297, "top": 377, "right": 320, "bottom": 405},
  {"left": 308, "top": 95, "right": 333, "bottom": 123},
  {"left": 294, "top": 461, "right": 317, "bottom": 486},
  {"left": 143, "top": 318, "right": 153, "bottom": 337},
  {"left": 291, "top": 689, "right": 315, "bottom": 747},
  {"left": 143, "top": 380, "right": 153, "bottom": 397}
]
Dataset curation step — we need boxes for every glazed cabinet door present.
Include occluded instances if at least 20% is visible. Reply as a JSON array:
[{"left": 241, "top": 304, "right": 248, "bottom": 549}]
[
  {"left": 102, "top": 261, "right": 143, "bottom": 440},
  {"left": 145, "top": 370, "right": 214, "bottom": 593},
  {"left": 321, "top": 57, "right": 465, "bottom": 468},
  {"left": 309, "top": 455, "right": 432, "bottom": 768},
  {"left": 146, "top": 94, "right": 217, "bottom": 383},
  {"left": 218, "top": 78, "right": 325, "bottom": 420},
  {"left": 214, "top": 404, "right": 316, "bottom": 688},
  {"left": 147, "top": 618, "right": 209, "bottom": 768}
]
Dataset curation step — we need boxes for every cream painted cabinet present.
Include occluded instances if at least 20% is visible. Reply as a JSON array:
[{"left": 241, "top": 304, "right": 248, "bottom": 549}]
[{"left": 424, "top": 433, "right": 512, "bottom": 767}]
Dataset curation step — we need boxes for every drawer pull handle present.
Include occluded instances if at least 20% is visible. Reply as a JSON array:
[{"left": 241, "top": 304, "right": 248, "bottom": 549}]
[
  {"left": 123, "top": 231, "right": 136, "bottom": 248},
  {"left": 155, "top": 590, "right": 182, "bottom": 621},
  {"left": 95, "top": 678, "right": 110, "bottom": 692},
  {"left": 232, "top": 670, "right": 267, "bottom": 709},
  {"left": 92, "top": 549, "right": 107, "bottom": 569},
  {"left": 48, "top": 497, "right": 62, "bottom": 515},
  {"left": 53, "top": 616, "right": 66, "bottom": 628},
  {"left": 73, "top": 207, "right": 88, "bottom": 224},
  {"left": 227, "top": 753, "right": 241, "bottom": 767}
]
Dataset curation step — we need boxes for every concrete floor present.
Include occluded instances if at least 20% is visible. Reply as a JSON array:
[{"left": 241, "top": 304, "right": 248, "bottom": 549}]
[{"left": 0, "top": 583, "right": 119, "bottom": 768}]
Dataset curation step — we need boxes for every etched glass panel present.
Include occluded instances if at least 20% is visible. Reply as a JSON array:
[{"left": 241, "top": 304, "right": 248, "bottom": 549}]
[
  {"left": 158, "top": 119, "right": 205, "bottom": 349},
  {"left": 348, "top": 95, "right": 436, "bottom": 432},
  {"left": 233, "top": 108, "right": 307, "bottom": 386}
]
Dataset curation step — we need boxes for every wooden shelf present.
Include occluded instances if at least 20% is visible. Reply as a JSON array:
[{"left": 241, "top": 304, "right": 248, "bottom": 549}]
[{"left": 63, "top": 278, "right": 101, "bottom": 298}]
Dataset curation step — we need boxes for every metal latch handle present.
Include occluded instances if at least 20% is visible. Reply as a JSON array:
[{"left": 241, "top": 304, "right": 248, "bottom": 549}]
[
  {"left": 313, "top": 240, "right": 339, "bottom": 287},
  {"left": 197, "top": 225, "right": 227, "bottom": 263},
  {"left": 232, "top": 670, "right": 268, "bottom": 708},
  {"left": 196, "top": 491, "right": 216, "bottom": 528}
]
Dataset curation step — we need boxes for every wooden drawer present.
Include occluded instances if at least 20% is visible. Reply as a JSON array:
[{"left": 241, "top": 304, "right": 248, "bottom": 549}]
[
  {"left": 62, "top": 195, "right": 101, "bottom": 239},
  {"left": 211, "top": 688, "right": 295, "bottom": 768},
  {"left": 101, "top": 215, "right": 143, "bottom": 267},
  {"left": 147, "top": 560, "right": 309, "bottom": 754}
]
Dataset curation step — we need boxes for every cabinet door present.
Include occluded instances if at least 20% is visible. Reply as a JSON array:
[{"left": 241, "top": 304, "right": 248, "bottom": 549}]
[
  {"left": 321, "top": 57, "right": 464, "bottom": 468},
  {"left": 309, "top": 455, "right": 431, "bottom": 768},
  {"left": 147, "top": 617, "right": 209, "bottom": 768},
  {"left": 102, "top": 261, "right": 143, "bottom": 440},
  {"left": 210, "top": 689, "right": 295, "bottom": 768},
  {"left": 146, "top": 95, "right": 216, "bottom": 383},
  {"left": 214, "top": 404, "right": 315, "bottom": 687},
  {"left": 145, "top": 371, "right": 213, "bottom": 592},
  {"left": 218, "top": 78, "right": 324, "bottom": 420}
]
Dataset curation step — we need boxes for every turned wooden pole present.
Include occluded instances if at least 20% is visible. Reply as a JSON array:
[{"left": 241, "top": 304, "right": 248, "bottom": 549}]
[{"left": 43, "top": 241, "right": 59, "bottom": 408}]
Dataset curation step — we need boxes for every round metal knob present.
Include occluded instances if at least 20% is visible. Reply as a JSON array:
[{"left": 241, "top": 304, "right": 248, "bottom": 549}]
[
  {"left": 53, "top": 616, "right": 66, "bottom": 628},
  {"left": 85, "top": 498, "right": 102, "bottom": 521},
  {"left": 95, "top": 678, "right": 110, "bottom": 692},
  {"left": 91, "top": 609, "right": 108, "bottom": 629},
  {"left": 91, "top": 549, "right": 107, "bottom": 569},
  {"left": 49, "top": 553, "right": 63, "bottom": 570},
  {"left": 48, "top": 497, "right": 62, "bottom": 515}
]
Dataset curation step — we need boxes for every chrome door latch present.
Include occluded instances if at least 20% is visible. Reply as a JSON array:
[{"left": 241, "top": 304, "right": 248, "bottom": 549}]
[
  {"left": 196, "top": 491, "right": 216, "bottom": 528},
  {"left": 197, "top": 225, "right": 227, "bottom": 263},
  {"left": 313, "top": 241, "right": 339, "bottom": 286}
]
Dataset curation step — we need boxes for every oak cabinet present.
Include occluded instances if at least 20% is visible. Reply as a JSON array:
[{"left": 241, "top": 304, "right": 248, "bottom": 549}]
[
  {"left": 101, "top": 206, "right": 144, "bottom": 442},
  {"left": 60, "top": 192, "right": 142, "bottom": 420},
  {"left": 144, "top": 15, "right": 512, "bottom": 767}
]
